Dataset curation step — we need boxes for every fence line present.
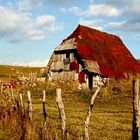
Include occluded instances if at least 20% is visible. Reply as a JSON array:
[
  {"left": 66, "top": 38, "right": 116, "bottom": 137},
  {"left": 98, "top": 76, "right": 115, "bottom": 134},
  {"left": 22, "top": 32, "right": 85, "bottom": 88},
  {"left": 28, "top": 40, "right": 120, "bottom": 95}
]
[
  {"left": 0, "top": 80, "right": 137, "bottom": 140},
  {"left": 17, "top": 88, "right": 135, "bottom": 137}
]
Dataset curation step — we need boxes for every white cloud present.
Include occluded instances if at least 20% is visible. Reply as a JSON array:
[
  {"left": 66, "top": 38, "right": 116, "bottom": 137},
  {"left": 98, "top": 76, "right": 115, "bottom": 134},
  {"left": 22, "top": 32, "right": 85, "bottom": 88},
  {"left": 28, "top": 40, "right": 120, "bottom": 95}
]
[
  {"left": 18, "top": 0, "right": 42, "bottom": 11},
  {"left": 70, "top": 1, "right": 140, "bottom": 38},
  {"left": 69, "top": 4, "right": 122, "bottom": 17},
  {"left": 0, "top": 6, "right": 29, "bottom": 36},
  {"left": 103, "top": 0, "right": 140, "bottom": 19},
  {"left": 45, "top": 23, "right": 64, "bottom": 31},
  {"left": 79, "top": 18, "right": 104, "bottom": 30},
  {"left": 36, "top": 15, "right": 55, "bottom": 27},
  {"left": 0, "top": 6, "right": 63, "bottom": 42},
  {"left": 26, "top": 29, "right": 45, "bottom": 40},
  {"left": 35, "top": 15, "right": 64, "bottom": 31},
  {"left": 84, "top": 4, "right": 122, "bottom": 17}
]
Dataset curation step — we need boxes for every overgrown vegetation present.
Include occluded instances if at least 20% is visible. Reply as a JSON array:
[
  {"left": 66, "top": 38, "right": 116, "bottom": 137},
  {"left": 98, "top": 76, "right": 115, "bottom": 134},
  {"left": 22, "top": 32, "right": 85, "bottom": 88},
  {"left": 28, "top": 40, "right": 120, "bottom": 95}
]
[
  {"left": 0, "top": 64, "right": 139, "bottom": 139},
  {"left": 0, "top": 78, "right": 135, "bottom": 140}
]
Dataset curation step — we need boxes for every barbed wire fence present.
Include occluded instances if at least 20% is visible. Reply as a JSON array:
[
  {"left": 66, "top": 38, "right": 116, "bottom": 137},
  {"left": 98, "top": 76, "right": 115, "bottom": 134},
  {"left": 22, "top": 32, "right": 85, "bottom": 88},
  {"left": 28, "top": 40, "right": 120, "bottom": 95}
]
[{"left": 0, "top": 79, "right": 139, "bottom": 139}]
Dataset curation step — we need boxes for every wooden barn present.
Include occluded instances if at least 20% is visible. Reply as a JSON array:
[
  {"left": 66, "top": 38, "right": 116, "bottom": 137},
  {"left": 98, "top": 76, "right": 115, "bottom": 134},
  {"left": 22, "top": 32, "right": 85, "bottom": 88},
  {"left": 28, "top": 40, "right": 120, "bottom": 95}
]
[{"left": 46, "top": 25, "right": 140, "bottom": 89}]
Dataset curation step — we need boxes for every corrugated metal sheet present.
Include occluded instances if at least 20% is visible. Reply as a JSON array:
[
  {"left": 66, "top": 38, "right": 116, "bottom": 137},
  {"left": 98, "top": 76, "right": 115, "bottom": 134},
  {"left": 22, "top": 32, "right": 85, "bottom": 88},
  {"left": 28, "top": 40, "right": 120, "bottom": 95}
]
[
  {"left": 55, "top": 38, "right": 76, "bottom": 51},
  {"left": 83, "top": 59, "right": 101, "bottom": 74},
  {"left": 61, "top": 25, "right": 140, "bottom": 78}
]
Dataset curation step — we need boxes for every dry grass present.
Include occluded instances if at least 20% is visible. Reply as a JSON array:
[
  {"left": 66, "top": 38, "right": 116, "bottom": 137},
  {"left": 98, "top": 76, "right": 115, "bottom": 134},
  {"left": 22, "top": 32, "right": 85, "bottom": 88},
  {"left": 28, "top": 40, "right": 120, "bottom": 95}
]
[
  {"left": 0, "top": 78, "right": 137, "bottom": 139},
  {"left": 0, "top": 65, "right": 41, "bottom": 79}
]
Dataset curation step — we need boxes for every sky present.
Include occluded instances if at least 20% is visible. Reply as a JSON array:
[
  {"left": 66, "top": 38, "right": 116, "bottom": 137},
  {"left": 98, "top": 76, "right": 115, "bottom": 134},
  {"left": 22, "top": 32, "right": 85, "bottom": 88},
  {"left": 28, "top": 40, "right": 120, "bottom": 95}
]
[{"left": 0, "top": 0, "right": 140, "bottom": 67}]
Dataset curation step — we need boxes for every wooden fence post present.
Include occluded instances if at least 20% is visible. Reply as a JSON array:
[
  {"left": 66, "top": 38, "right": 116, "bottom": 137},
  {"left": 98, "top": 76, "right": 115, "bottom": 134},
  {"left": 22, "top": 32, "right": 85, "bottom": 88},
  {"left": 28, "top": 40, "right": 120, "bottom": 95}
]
[
  {"left": 133, "top": 79, "right": 140, "bottom": 140},
  {"left": 0, "top": 82, "right": 3, "bottom": 93},
  {"left": 43, "top": 90, "right": 47, "bottom": 128},
  {"left": 19, "top": 93, "right": 24, "bottom": 114},
  {"left": 27, "top": 91, "right": 32, "bottom": 121},
  {"left": 56, "top": 88, "right": 67, "bottom": 140},
  {"left": 84, "top": 86, "right": 101, "bottom": 140}
]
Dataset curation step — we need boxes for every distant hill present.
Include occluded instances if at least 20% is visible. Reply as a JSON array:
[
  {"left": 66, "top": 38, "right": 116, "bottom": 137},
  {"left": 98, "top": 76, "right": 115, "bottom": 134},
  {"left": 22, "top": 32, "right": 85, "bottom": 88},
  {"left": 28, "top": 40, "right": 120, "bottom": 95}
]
[{"left": 0, "top": 65, "right": 41, "bottom": 79}]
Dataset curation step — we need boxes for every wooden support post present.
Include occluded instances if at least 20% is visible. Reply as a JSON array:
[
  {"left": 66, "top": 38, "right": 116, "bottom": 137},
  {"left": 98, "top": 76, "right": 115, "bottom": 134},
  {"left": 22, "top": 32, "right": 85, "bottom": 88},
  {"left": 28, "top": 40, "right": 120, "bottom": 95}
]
[
  {"left": 56, "top": 88, "right": 67, "bottom": 140},
  {"left": 88, "top": 74, "right": 93, "bottom": 90},
  {"left": 84, "top": 86, "right": 101, "bottom": 140},
  {"left": 27, "top": 91, "right": 32, "bottom": 121},
  {"left": 43, "top": 90, "right": 47, "bottom": 128}
]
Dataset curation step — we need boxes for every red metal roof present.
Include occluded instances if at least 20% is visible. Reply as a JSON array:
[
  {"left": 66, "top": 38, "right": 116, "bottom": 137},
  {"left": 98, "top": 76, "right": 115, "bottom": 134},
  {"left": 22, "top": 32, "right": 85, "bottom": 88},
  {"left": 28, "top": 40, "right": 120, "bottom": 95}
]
[{"left": 62, "top": 25, "right": 140, "bottom": 78}]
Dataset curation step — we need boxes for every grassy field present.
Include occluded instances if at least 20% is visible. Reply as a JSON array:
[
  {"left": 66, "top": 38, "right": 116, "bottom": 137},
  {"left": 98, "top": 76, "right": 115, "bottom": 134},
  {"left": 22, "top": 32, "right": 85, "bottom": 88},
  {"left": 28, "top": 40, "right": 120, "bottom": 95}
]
[
  {"left": 0, "top": 65, "right": 41, "bottom": 79},
  {"left": 0, "top": 79, "right": 134, "bottom": 140},
  {"left": 0, "top": 64, "right": 139, "bottom": 139}
]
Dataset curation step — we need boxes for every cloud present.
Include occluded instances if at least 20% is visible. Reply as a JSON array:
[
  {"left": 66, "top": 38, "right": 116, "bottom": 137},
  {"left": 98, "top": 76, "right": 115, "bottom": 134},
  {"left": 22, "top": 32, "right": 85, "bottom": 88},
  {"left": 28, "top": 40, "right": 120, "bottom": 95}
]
[
  {"left": 79, "top": 18, "right": 104, "bottom": 30},
  {"left": 68, "top": 1, "right": 140, "bottom": 38},
  {"left": 18, "top": 0, "right": 42, "bottom": 11},
  {"left": 103, "top": 0, "right": 140, "bottom": 19},
  {"left": 35, "top": 15, "right": 64, "bottom": 31},
  {"left": 82, "top": 4, "right": 122, "bottom": 17},
  {"left": 0, "top": 6, "right": 30, "bottom": 41},
  {"left": 26, "top": 29, "right": 45, "bottom": 40},
  {"left": 36, "top": 15, "right": 56, "bottom": 27},
  {"left": 69, "top": 4, "right": 122, "bottom": 17},
  {"left": 124, "top": 0, "right": 140, "bottom": 17},
  {"left": 44, "top": 0, "right": 82, "bottom": 6},
  {"left": 106, "top": 21, "right": 140, "bottom": 33},
  {"left": 0, "top": 6, "right": 63, "bottom": 42}
]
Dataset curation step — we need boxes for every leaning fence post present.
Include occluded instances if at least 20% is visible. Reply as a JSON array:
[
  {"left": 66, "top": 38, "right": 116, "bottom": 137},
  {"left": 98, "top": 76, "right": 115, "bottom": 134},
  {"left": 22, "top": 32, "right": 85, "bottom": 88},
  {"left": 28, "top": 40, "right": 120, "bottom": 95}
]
[
  {"left": 43, "top": 90, "right": 47, "bottom": 128},
  {"left": 84, "top": 86, "right": 101, "bottom": 140},
  {"left": 133, "top": 79, "right": 140, "bottom": 140},
  {"left": 56, "top": 88, "right": 67, "bottom": 140},
  {"left": 27, "top": 91, "right": 32, "bottom": 121}
]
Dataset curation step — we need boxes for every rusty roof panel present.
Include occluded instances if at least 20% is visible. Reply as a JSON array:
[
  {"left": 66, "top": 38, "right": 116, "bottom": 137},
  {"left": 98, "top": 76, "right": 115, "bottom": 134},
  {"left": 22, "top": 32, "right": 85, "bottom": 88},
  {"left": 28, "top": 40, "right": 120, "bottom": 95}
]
[{"left": 60, "top": 25, "right": 140, "bottom": 78}]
